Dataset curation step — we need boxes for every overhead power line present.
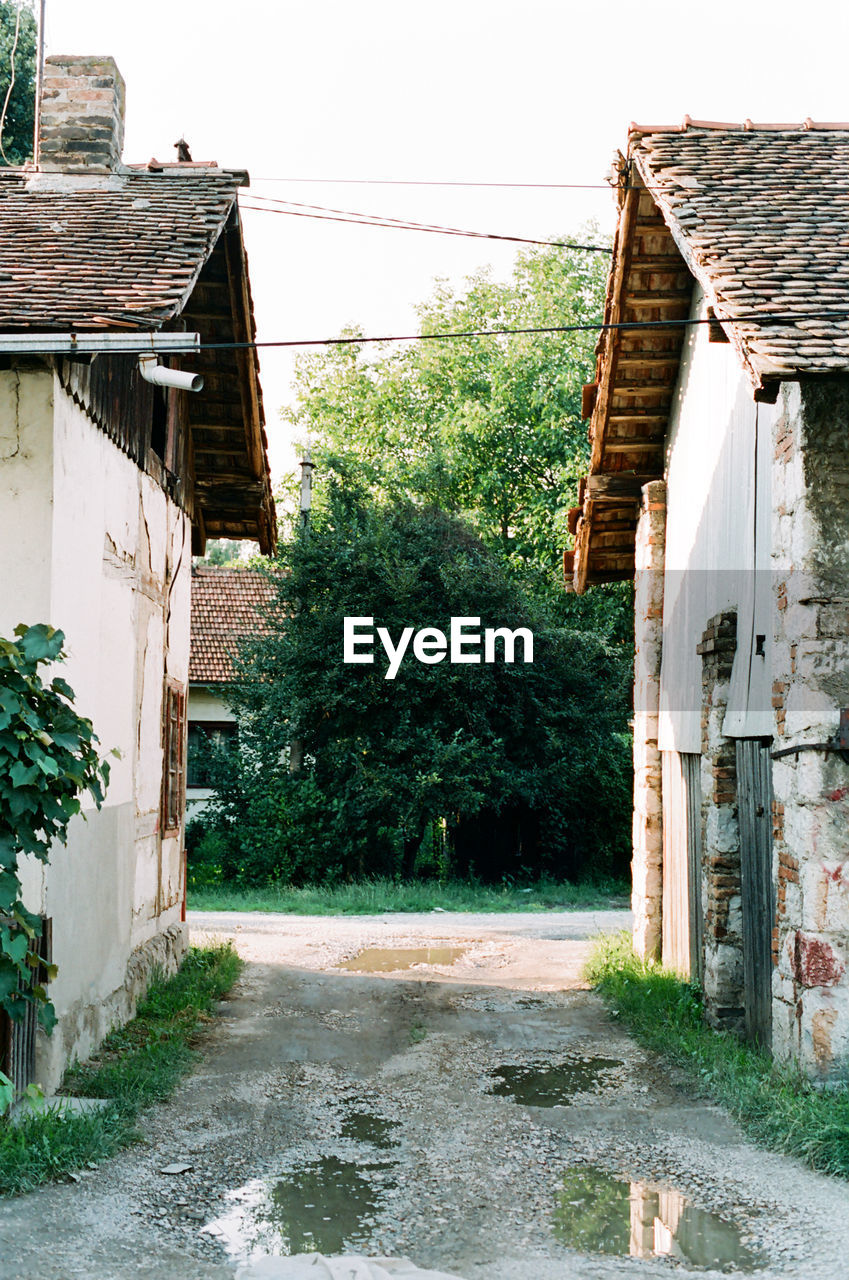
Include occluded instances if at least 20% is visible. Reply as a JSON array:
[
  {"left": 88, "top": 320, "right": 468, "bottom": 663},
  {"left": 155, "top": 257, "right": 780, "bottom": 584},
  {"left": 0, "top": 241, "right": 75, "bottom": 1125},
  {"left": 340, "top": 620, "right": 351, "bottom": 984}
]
[
  {"left": 238, "top": 194, "right": 612, "bottom": 254},
  {"left": 145, "top": 309, "right": 849, "bottom": 355},
  {"left": 252, "top": 176, "right": 615, "bottom": 190}
]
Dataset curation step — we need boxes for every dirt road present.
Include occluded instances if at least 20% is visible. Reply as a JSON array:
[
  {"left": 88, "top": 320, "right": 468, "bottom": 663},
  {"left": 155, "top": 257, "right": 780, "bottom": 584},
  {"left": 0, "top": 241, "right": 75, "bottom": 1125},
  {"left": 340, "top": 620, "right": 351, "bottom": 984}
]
[{"left": 0, "top": 910, "right": 847, "bottom": 1279}]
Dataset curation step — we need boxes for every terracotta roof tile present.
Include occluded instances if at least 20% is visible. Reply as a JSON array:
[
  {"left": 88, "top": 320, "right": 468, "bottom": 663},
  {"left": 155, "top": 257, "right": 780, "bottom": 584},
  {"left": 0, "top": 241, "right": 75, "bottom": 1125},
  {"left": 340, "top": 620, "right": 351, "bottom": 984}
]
[
  {"left": 0, "top": 168, "right": 243, "bottom": 329},
  {"left": 189, "top": 564, "right": 279, "bottom": 685},
  {"left": 629, "top": 126, "right": 849, "bottom": 379}
]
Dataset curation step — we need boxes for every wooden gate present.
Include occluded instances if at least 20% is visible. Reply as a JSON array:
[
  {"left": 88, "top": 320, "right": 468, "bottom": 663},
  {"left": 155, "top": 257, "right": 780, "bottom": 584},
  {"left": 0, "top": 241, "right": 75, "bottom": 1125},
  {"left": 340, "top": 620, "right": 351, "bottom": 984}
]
[
  {"left": 736, "top": 738, "right": 774, "bottom": 1047},
  {"left": 662, "top": 752, "right": 702, "bottom": 978}
]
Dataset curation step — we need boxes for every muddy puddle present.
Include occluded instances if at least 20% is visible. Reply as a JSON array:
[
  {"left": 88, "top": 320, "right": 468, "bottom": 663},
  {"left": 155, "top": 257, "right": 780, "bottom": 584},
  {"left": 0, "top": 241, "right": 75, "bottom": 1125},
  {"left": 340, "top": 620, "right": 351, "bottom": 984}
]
[
  {"left": 489, "top": 1056, "right": 622, "bottom": 1106},
  {"left": 341, "top": 1110, "right": 400, "bottom": 1149},
  {"left": 553, "top": 1166, "right": 762, "bottom": 1270},
  {"left": 339, "top": 945, "right": 467, "bottom": 972},
  {"left": 202, "top": 1155, "right": 396, "bottom": 1261}
]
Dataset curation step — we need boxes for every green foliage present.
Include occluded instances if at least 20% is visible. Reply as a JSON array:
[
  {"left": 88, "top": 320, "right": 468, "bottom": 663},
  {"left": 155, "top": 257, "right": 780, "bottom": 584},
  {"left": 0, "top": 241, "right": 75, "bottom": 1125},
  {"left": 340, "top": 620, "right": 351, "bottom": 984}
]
[
  {"left": 289, "top": 239, "right": 609, "bottom": 582},
  {"left": 188, "top": 875, "right": 629, "bottom": 915},
  {"left": 0, "top": 624, "right": 110, "bottom": 1035},
  {"left": 0, "top": 1069, "right": 13, "bottom": 1116},
  {"left": 586, "top": 933, "right": 849, "bottom": 1180},
  {"left": 195, "top": 538, "right": 250, "bottom": 567},
  {"left": 206, "top": 488, "right": 631, "bottom": 885},
  {"left": 0, "top": 944, "right": 241, "bottom": 1193},
  {"left": 0, "top": 1, "right": 36, "bottom": 167}
]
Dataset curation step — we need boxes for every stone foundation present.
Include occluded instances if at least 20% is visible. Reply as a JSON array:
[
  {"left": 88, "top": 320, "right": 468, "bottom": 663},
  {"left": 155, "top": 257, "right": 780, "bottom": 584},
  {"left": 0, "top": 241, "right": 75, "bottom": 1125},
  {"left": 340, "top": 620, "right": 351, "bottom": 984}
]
[
  {"left": 632, "top": 481, "right": 666, "bottom": 960},
  {"left": 697, "top": 611, "right": 745, "bottom": 1033},
  {"left": 36, "top": 922, "right": 187, "bottom": 1095}
]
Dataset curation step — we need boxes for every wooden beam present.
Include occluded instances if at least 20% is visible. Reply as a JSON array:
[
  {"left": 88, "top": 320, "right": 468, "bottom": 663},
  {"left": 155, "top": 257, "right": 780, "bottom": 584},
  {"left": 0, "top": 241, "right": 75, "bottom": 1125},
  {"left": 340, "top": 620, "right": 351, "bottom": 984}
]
[
  {"left": 586, "top": 472, "right": 655, "bottom": 498},
  {"left": 604, "top": 439, "right": 665, "bottom": 454},
  {"left": 224, "top": 216, "right": 265, "bottom": 483},
  {"left": 588, "top": 179, "right": 641, "bottom": 473}
]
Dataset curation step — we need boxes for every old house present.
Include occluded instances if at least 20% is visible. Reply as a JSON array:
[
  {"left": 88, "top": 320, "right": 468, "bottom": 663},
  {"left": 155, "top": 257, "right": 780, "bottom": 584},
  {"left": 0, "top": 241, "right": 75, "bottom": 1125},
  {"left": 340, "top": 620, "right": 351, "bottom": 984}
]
[
  {"left": 569, "top": 121, "right": 849, "bottom": 1080},
  {"left": 187, "top": 564, "right": 276, "bottom": 817},
  {"left": 0, "top": 56, "right": 275, "bottom": 1092}
]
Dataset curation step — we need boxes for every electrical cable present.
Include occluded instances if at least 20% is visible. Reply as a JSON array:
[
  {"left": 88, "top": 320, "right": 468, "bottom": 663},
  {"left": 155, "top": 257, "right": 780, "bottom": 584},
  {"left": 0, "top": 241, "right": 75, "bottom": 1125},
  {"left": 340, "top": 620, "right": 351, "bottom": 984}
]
[
  {"left": 251, "top": 177, "right": 616, "bottom": 189},
  {"left": 130, "top": 309, "right": 849, "bottom": 355},
  {"left": 237, "top": 194, "right": 612, "bottom": 254}
]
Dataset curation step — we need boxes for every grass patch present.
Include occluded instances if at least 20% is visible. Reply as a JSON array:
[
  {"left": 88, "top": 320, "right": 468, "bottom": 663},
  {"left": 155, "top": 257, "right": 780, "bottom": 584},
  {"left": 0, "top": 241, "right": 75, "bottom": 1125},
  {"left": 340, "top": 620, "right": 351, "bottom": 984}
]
[
  {"left": 0, "top": 942, "right": 242, "bottom": 1197},
  {"left": 586, "top": 932, "right": 849, "bottom": 1180},
  {"left": 189, "top": 876, "right": 629, "bottom": 915}
]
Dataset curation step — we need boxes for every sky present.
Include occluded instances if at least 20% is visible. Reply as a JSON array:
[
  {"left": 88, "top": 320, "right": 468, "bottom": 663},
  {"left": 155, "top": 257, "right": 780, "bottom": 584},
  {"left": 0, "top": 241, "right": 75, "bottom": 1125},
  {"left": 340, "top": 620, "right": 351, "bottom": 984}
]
[{"left": 42, "top": 0, "right": 849, "bottom": 480}]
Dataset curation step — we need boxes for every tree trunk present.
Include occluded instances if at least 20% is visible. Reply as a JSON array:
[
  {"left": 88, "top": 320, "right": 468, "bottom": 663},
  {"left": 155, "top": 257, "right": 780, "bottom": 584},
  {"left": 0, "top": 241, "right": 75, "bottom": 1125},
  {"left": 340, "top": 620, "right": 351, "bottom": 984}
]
[{"left": 402, "top": 822, "right": 426, "bottom": 879}]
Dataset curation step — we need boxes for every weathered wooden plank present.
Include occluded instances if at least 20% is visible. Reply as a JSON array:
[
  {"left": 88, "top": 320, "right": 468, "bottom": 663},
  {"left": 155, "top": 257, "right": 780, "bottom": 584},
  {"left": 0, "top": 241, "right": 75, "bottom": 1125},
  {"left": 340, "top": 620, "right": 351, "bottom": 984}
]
[
  {"left": 662, "top": 750, "right": 691, "bottom": 976},
  {"left": 682, "top": 752, "right": 704, "bottom": 983},
  {"left": 736, "top": 738, "right": 775, "bottom": 1048}
]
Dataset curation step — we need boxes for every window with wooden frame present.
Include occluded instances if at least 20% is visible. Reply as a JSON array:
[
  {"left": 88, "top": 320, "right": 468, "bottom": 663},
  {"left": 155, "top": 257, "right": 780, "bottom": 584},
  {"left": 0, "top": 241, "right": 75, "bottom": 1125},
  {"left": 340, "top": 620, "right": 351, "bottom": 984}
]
[{"left": 161, "top": 680, "right": 187, "bottom": 835}]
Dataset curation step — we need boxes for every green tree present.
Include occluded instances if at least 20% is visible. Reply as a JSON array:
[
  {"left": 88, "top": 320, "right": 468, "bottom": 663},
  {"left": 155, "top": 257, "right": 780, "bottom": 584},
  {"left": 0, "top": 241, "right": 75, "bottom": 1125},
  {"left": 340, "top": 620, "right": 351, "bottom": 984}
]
[
  {"left": 208, "top": 486, "right": 631, "bottom": 885},
  {"left": 288, "top": 238, "right": 609, "bottom": 576},
  {"left": 0, "top": 2, "right": 37, "bottom": 167},
  {"left": 0, "top": 625, "right": 110, "bottom": 1036}
]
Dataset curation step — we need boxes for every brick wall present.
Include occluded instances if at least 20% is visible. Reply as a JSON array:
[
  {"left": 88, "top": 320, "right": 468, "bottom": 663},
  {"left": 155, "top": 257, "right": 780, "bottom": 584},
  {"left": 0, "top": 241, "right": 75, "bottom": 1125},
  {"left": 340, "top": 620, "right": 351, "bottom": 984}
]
[{"left": 39, "top": 56, "right": 126, "bottom": 172}]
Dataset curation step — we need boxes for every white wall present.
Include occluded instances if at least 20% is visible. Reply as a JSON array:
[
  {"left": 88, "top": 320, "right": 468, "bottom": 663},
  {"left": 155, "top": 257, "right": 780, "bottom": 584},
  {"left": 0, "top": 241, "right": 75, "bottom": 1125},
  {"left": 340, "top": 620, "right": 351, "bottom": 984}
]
[
  {"left": 0, "top": 364, "right": 190, "bottom": 1086},
  {"left": 658, "top": 287, "right": 777, "bottom": 754},
  {"left": 189, "top": 686, "right": 236, "bottom": 723}
]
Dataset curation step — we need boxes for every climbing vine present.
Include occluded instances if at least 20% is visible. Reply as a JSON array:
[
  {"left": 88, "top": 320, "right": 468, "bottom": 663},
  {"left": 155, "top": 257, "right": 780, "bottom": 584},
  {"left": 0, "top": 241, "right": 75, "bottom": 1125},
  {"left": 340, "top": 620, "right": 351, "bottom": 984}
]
[{"left": 0, "top": 624, "right": 110, "bottom": 1037}]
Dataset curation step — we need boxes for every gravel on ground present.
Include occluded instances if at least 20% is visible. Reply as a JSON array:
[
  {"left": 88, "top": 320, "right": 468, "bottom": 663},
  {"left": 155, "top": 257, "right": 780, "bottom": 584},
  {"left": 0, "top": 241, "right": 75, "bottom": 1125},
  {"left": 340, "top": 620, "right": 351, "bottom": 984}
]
[{"left": 0, "top": 909, "right": 846, "bottom": 1280}]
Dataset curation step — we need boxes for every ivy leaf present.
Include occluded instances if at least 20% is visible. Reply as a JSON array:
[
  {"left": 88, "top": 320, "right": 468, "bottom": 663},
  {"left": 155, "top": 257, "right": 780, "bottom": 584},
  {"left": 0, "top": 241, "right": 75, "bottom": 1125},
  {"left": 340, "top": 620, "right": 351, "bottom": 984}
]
[
  {"left": 0, "top": 871, "right": 19, "bottom": 912},
  {"left": 9, "top": 760, "right": 39, "bottom": 788},
  {"left": 0, "top": 928, "right": 28, "bottom": 966},
  {"left": 37, "top": 998, "right": 57, "bottom": 1035},
  {"left": 0, "top": 963, "right": 20, "bottom": 1002},
  {"left": 15, "top": 624, "right": 63, "bottom": 664}
]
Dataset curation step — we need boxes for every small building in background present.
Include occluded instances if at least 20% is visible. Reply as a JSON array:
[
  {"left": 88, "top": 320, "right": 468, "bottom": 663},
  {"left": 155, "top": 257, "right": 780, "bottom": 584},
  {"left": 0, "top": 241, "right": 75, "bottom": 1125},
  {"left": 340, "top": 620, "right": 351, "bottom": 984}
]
[
  {"left": 570, "top": 120, "right": 849, "bottom": 1081},
  {"left": 188, "top": 564, "right": 277, "bottom": 817}
]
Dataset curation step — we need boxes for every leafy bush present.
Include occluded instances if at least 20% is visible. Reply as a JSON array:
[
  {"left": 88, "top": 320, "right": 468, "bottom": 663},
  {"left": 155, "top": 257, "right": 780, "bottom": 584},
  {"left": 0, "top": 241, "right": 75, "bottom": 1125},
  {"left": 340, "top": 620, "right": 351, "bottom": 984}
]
[
  {"left": 0, "top": 625, "right": 110, "bottom": 1038},
  {"left": 207, "top": 491, "right": 632, "bottom": 886}
]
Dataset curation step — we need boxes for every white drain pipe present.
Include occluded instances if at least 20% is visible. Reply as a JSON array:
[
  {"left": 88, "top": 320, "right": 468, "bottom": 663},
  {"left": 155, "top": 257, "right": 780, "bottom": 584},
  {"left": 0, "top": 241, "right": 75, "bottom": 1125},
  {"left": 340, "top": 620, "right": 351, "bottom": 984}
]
[{"left": 138, "top": 354, "right": 204, "bottom": 392}]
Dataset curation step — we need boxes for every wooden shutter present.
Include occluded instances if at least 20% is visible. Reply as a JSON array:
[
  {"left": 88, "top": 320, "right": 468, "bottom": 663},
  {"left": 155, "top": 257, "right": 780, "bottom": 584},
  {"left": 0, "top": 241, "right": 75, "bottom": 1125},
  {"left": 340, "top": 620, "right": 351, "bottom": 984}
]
[{"left": 161, "top": 681, "right": 187, "bottom": 834}]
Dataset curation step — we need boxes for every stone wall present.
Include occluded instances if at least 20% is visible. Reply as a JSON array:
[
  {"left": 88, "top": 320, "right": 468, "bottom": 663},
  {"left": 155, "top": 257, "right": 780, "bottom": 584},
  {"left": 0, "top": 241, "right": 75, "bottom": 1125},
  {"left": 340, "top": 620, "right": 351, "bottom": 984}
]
[
  {"left": 632, "top": 481, "right": 666, "bottom": 960},
  {"left": 771, "top": 379, "right": 849, "bottom": 1081},
  {"left": 696, "top": 611, "right": 745, "bottom": 1033}
]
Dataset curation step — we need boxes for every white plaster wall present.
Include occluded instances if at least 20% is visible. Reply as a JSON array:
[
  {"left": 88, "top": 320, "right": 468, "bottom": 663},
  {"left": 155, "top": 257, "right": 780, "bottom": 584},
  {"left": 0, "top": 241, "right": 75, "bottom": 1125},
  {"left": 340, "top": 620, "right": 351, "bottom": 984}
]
[
  {"left": 0, "top": 368, "right": 56, "bottom": 913},
  {"left": 658, "top": 287, "right": 777, "bottom": 753},
  {"left": 0, "top": 364, "right": 190, "bottom": 1088},
  {"left": 189, "top": 686, "right": 237, "bottom": 722}
]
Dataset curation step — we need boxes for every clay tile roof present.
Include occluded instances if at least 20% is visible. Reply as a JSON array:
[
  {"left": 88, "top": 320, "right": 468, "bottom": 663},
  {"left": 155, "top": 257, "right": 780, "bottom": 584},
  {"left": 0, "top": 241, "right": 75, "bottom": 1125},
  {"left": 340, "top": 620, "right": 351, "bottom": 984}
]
[
  {"left": 0, "top": 168, "right": 244, "bottom": 329},
  {"left": 189, "top": 565, "right": 279, "bottom": 685},
  {"left": 629, "top": 124, "right": 849, "bottom": 379}
]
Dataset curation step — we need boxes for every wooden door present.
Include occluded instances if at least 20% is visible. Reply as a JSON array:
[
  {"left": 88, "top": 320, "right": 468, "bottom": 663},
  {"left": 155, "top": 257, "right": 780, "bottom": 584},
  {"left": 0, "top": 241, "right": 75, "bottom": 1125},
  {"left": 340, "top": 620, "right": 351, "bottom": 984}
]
[{"left": 736, "top": 738, "right": 774, "bottom": 1047}]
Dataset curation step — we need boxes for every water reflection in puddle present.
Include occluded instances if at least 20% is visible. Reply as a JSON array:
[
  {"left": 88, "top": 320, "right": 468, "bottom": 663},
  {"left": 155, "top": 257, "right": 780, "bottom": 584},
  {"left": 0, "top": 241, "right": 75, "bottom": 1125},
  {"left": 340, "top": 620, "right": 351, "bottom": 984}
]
[
  {"left": 202, "top": 1156, "right": 396, "bottom": 1261},
  {"left": 553, "top": 1167, "right": 761, "bottom": 1271},
  {"left": 341, "top": 1110, "right": 400, "bottom": 1149},
  {"left": 489, "top": 1057, "right": 622, "bottom": 1106},
  {"left": 339, "top": 946, "right": 467, "bottom": 972}
]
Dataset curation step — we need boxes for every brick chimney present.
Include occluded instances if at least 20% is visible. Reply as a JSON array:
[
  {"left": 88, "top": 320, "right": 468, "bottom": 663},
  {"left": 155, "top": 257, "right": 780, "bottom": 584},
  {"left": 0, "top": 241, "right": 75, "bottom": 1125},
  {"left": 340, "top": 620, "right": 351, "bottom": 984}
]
[{"left": 38, "top": 56, "right": 126, "bottom": 172}]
